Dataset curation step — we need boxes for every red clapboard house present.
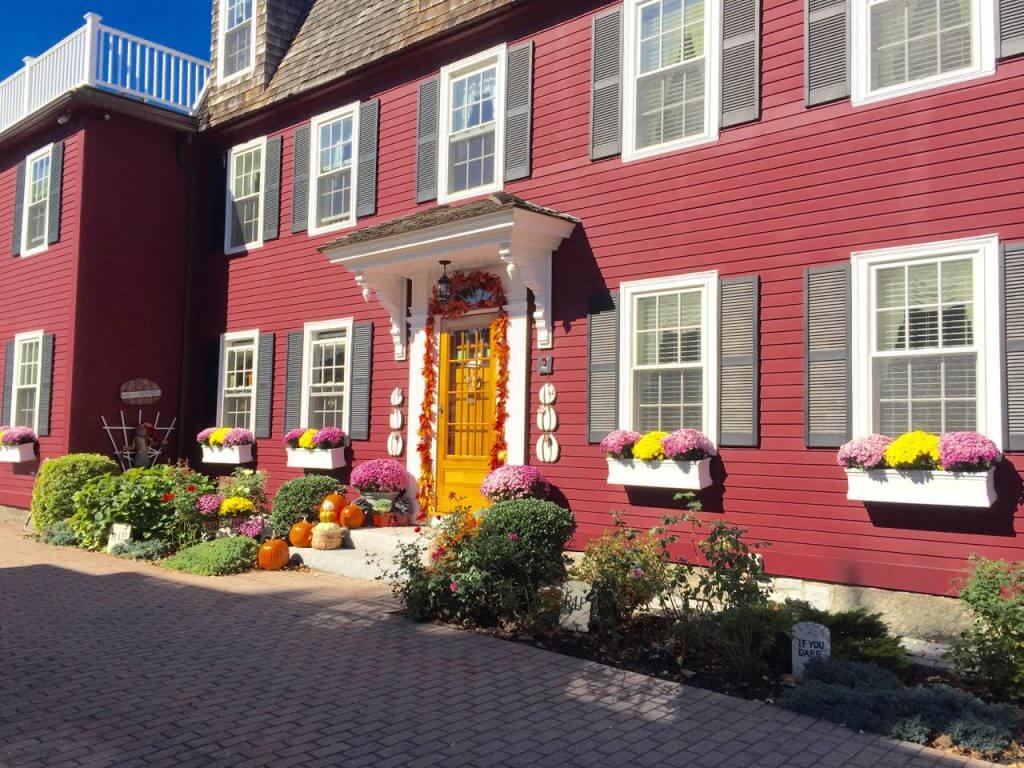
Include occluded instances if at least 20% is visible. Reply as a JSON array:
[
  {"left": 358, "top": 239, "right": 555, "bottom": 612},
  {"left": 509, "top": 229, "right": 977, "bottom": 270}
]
[{"left": 4, "top": 0, "right": 1024, "bottom": 603}]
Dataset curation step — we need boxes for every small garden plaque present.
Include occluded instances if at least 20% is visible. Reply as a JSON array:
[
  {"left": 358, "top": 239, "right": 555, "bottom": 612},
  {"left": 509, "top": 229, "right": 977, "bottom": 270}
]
[
  {"left": 106, "top": 524, "right": 132, "bottom": 553},
  {"left": 559, "top": 580, "right": 593, "bottom": 633},
  {"left": 792, "top": 621, "right": 831, "bottom": 681}
]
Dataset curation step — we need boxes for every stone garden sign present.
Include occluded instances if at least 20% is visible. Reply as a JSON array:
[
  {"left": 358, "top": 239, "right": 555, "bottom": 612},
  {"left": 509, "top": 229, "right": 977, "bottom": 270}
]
[
  {"left": 559, "top": 580, "right": 593, "bottom": 633},
  {"left": 105, "top": 524, "right": 132, "bottom": 553},
  {"left": 792, "top": 621, "right": 831, "bottom": 680}
]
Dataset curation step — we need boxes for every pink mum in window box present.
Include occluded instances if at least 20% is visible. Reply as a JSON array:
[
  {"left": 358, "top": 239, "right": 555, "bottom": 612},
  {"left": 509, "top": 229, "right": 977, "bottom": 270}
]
[
  {"left": 661, "top": 429, "right": 716, "bottom": 461},
  {"left": 313, "top": 427, "right": 347, "bottom": 449},
  {"left": 283, "top": 428, "right": 307, "bottom": 448},
  {"left": 196, "top": 427, "right": 218, "bottom": 445},
  {"left": 836, "top": 434, "right": 893, "bottom": 469},
  {"left": 223, "top": 428, "right": 255, "bottom": 447},
  {"left": 0, "top": 427, "right": 37, "bottom": 445},
  {"left": 938, "top": 432, "right": 1002, "bottom": 473},
  {"left": 351, "top": 458, "right": 408, "bottom": 494},
  {"left": 480, "top": 465, "right": 550, "bottom": 502},
  {"left": 599, "top": 430, "right": 642, "bottom": 459}
]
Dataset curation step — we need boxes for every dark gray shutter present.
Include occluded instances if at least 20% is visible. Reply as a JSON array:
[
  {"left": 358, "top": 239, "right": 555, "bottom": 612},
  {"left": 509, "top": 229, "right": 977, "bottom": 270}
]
[
  {"left": 1, "top": 340, "right": 13, "bottom": 425},
  {"left": 38, "top": 333, "right": 55, "bottom": 436},
  {"left": 721, "top": 0, "right": 760, "bottom": 127},
  {"left": 210, "top": 155, "right": 227, "bottom": 250},
  {"left": 504, "top": 41, "right": 534, "bottom": 182},
  {"left": 415, "top": 77, "right": 440, "bottom": 203},
  {"left": 805, "top": 264, "right": 851, "bottom": 447},
  {"left": 283, "top": 330, "right": 304, "bottom": 433},
  {"left": 254, "top": 332, "right": 275, "bottom": 439},
  {"left": 262, "top": 136, "right": 282, "bottom": 242},
  {"left": 357, "top": 99, "right": 380, "bottom": 218},
  {"left": 46, "top": 142, "right": 64, "bottom": 245},
  {"left": 349, "top": 322, "right": 374, "bottom": 441},
  {"left": 587, "top": 290, "right": 620, "bottom": 443},
  {"left": 11, "top": 161, "right": 25, "bottom": 257},
  {"left": 1004, "top": 242, "right": 1024, "bottom": 450},
  {"left": 719, "top": 276, "right": 760, "bottom": 446},
  {"left": 291, "top": 124, "right": 310, "bottom": 233},
  {"left": 805, "top": 0, "right": 849, "bottom": 106},
  {"left": 590, "top": 6, "right": 623, "bottom": 160},
  {"left": 999, "top": 0, "right": 1024, "bottom": 58}
]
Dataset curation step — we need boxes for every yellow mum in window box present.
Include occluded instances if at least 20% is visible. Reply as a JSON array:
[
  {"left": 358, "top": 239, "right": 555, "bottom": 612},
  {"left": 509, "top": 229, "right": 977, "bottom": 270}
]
[
  {"left": 209, "top": 427, "right": 232, "bottom": 447},
  {"left": 297, "top": 429, "right": 318, "bottom": 449},
  {"left": 882, "top": 431, "right": 941, "bottom": 470},
  {"left": 632, "top": 431, "right": 669, "bottom": 462},
  {"left": 219, "top": 496, "right": 255, "bottom": 517}
]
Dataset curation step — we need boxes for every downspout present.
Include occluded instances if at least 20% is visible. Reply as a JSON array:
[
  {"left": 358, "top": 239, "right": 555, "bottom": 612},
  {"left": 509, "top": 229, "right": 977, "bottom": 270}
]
[{"left": 175, "top": 133, "right": 201, "bottom": 458}]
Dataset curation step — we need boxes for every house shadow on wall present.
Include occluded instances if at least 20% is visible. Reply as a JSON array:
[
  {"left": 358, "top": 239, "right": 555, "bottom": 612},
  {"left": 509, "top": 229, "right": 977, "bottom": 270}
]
[{"left": 622, "top": 460, "right": 728, "bottom": 513}]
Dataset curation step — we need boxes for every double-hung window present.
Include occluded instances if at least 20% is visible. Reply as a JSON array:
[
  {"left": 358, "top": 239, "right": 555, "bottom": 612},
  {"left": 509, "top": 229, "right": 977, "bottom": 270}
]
[
  {"left": 438, "top": 45, "right": 506, "bottom": 204},
  {"left": 851, "top": 0, "right": 994, "bottom": 104},
  {"left": 220, "top": 0, "right": 255, "bottom": 81},
  {"left": 851, "top": 235, "right": 1002, "bottom": 441},
  {"left": 11, "top": 331, "right": 43, "bottom": 431},
  {"left": 225, "top": 138, "right": 265, "bottom": 254},
  {"left": 22, "top": 145, "right": 52, "bottom": 257},
  {"left": 218, "top": 331, "right": 259, "bottom": 430},
  {"left": 619, "top": 273, "right": 719, "bottom": 437},
  {"left": 309, "top": 103, "right": 359, "bottom": 235},
  {"left": 623, "top": 0, "right": 719, "bottom": 161},
  {"left": 302, "top": 319, "right": 353, "bottom": 430}
]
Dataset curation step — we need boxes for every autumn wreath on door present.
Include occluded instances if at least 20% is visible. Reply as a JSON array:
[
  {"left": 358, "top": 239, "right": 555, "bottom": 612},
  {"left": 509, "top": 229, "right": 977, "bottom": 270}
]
[{"left": 417, "top": 270, "right": 510, "bottom": 518}]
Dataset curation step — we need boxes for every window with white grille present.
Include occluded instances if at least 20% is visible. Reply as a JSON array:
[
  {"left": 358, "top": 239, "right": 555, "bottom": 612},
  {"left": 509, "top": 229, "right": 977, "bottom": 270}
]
[
  {"left": 12, "top": 331, "right": 42, "bottom": 431},
  {"left": 309, "top": 104, "right": 358, "bottom": 234},
  {"left": 220, "top": 0, "right": 255, "bottom": 80},
  {"left": 225, "top": 138, "right": 265, "bottom": 253},
  {"left": 623, "top": 0, "right": 719, "bottom": 162},
  {"left": 22, "top": 146, "right": 51, "bottom": 256},
  {"left": 218, "top": 332, "right": 258, "bottom": 430},
  {"left": 302, "top": 319, "right": 353, "bottom": 430}
]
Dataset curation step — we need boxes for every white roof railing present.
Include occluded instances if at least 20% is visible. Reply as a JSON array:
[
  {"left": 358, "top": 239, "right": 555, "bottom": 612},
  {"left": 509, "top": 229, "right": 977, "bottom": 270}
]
[{"left": 0, "top": 12, "right": 211, "bottom": 136}]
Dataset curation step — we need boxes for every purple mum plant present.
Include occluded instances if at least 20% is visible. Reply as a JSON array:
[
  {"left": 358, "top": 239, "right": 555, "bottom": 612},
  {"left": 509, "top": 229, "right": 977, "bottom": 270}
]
[
  {"left": 351, "top": 458, "right": 409, "bottom": 494},
  {"left": 223, "top": 428, "right": 255, "bottom": 447},
  {"left": 481, "top": 465, "right": 550, "bottom": 502},
  {"left": 661, "top": 429, "right": 716, "bottom": 461},
  {"left": 313, "top": 427, "right": 347, "bottom": 449},
  {"left": 283, "top": 428, "right": 307, "bottom": 448},
  {"left": 195, "top": 427, "right": 217, "bottom": 445},
  {"left": 836, "top": 434, "right": 893, "bottom": 469},
  {"left": 0, "top": 427, "right": 37, "bottom": 445},
  {"left": 938, "top": 431, "right": 1002, "bottom": 473},
  {"left": 232, "top": 516, "right": 266, "bottom": 539},
  {"left": 599, "top": 430, "right": 642, "bottom": 459},
  {"left": 197, "top": 493, "right": 224, "bottom": 517}
]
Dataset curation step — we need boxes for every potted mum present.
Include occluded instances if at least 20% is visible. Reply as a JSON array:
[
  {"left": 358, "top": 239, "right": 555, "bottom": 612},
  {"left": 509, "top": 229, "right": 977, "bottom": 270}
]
[
  {"left": 0, "top": 426, "right": 37, "bottom": 463},
  {"left": 350, "top": 458, "right": 409, "bottom": 525},
  {"left": 284, "top": 427, "right": 348, "bottom": 470},
  {"left": 839, "top": 431, "right": 1000, "bottom": 508},
  {"left": 480, "top": 465, "right": 550, "bottom": 502},
  {"left": 603, "top": 428, "right": 716, "bottom": 490},
  {"left": 197, "top": 427, "right": 255, "bottom": 465}
]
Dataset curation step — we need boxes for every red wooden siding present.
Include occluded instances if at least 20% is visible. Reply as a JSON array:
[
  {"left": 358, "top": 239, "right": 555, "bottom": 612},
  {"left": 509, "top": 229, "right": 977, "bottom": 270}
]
[{"left": 192, "top": 0, "right": 1024, "bottom": 596}]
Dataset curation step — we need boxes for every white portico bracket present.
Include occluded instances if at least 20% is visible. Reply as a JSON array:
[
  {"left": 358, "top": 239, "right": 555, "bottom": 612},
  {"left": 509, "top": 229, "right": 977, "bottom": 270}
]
[
  {"left": 499, "top": 241, "right": 554, "bottom": 350},
  {"left": 355, "top": 272, "right": 409, "bottom": 361}
]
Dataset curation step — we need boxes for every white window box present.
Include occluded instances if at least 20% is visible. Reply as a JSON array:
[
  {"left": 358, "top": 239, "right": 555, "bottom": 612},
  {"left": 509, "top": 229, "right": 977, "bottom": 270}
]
[
  {"left": 286, "top": 447, "right": 347, "bottom": 470},
  {"left": 844, "top": 467, "right": 996, "bottom": 508},
  {"left": 606, "top": 457, "right": 713, "bottom": 490},
  {"left": 201, "top": 444, "right": 254, "bottom": 465},
  {"left": 0, "top": 443, "right": 35, "bottom": 463}
]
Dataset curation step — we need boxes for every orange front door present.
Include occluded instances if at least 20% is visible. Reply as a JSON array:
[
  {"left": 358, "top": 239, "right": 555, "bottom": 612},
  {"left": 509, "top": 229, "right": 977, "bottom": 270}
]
[{"left": 436, "top": 322, "right": 496, "bottom": 514}]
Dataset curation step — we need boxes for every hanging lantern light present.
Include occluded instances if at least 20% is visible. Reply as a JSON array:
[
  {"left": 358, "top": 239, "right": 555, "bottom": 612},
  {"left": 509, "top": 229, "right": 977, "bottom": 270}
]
[{"left": 436, "top": 260, "right": 453, "bottom": 308}]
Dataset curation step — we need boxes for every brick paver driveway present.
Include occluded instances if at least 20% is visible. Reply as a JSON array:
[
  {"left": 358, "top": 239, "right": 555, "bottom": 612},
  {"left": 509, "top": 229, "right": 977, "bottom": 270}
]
[{"left": 0, "top": 521, "right": 992, "bottom": 768}]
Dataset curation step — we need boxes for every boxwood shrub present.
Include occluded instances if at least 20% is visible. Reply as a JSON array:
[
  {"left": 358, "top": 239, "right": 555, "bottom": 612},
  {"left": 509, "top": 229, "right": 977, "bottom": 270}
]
[
  {"left": 161, "top": 537, "right": 258, "bottom": 576},
  {"left": 269, "top": 475, "right": 342, "bottom": 537},
  {"left": 31, "top": 453, "right": 119, "bottom": 531}
]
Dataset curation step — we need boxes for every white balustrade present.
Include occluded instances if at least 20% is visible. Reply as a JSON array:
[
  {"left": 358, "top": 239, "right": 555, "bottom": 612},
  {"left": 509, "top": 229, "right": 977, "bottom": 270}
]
[{"left": 0, "top": 13, "right": 210, "bottom": 136}]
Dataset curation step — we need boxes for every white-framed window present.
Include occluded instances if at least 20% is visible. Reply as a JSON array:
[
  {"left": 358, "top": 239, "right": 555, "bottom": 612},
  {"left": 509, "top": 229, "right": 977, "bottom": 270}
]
[
  {"left": 438, "top": 44, "right": 506, "bottom": 205},
  {"left": 851, "top": 0, "right": 995, "bottom": 105},
  {"left": 219, "top": 0, "right": 256, "bottom": 82},
  {"left": 11, "top": 330, "right": 43, "bottom": 432},
  {"left": 21, "top": 145, "right": 53, "bottom": 257},
  {"left": 851, "top": 235, "right": 1002, "bottom": 443},
  {"left": 618, "top": 272, "right": 719, "bottom": 439},
  {"left": 224, "top": 137, "right": 266, "bottom": 254},
  {"left": 302, "top": 318, "right": 353, "bottom": 430},
  {"left": 622, "top": 0, "right": 720, "bottom": 162},
  {"left": 309, "top": 103, "right": 360, "bottom": 236},
  {"left": 217, "top": 330, "right": 259, "bottom": 431}
]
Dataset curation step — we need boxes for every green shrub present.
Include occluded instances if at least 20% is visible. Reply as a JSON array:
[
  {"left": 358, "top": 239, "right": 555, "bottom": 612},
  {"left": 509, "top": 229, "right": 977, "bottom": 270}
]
[
  {"left": 30, "top": 453, "right": 119, "bottom": 531},
  {"left": 270, "top": 475, "right": 341, "bottom": 537},
  {"left": 783, "top": 601, "right": 908, "bottom": 670},
  {"left": 161, "top": 537, "right": 258, "bottom": 576},
  {"left": 949, "top": 556, "right": 1024, "bottom": 701},
  {"left": 40, "top": 520, "right": 79, "bottom": 547},
  {"left": 163, "top": 465, "right": 217, "bottom": 549},
  {"left": 780, "top": 659, "right": 1022, "bottom": 755},
  {"left": 111, "top": 539, "right": 174, "bottom": 561},
  {"left": 472, "top": 498, "right": 575, "bottom": 584},
  {"left": 69, "top": 467, "right": 176, "bottom": 549}
]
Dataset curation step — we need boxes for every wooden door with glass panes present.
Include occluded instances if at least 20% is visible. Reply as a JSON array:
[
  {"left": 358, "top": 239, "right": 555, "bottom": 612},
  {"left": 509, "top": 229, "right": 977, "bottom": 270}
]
[{"left": 436, "top": 320, "right": 497, "bottom": 513}]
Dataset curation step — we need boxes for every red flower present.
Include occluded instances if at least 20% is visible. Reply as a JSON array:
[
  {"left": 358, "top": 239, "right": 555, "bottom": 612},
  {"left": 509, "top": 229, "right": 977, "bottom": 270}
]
[
  {"left": 414, "top": 526, "right": 422, "bottom": 533},
  {"left": 186, "top": 485, "right": 196, "bottom": 493},
  {"left": 162, "top": 493, "right": 176, "bottom": 503},
  {"left": 449, "top": 581, "right": 459, "bottom": 593}
]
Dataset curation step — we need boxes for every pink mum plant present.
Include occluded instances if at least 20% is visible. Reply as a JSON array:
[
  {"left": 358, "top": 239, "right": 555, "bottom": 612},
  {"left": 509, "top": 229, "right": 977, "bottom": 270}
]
[
  {"left": 351, "top": 458, "right": 408, "bottom": 494},
  {"left": 661, "top": 429, "right": 716, "bottom": 461},
  {"left": 195, "top": 427, "right": 217, "bottom": 445},
  {"left": 283, "top": 428, "right": 306, "bottom": 448},
  {"left": 0, "top": 427, "right": 37, "bottom": 445},
  {"left": 599, "top": 430, "right": 642, "bottom": 459},
  {"left": 197, "top": 494, "right": 224, "bottom": 517},
  {"left": 481, "top": 465, "right": 550, "bottom": 502},
  {"left": 938, "top": 432, "right": 1002, "bottom": 473},
  {"left": 313, "top": 427, "right": 347, "bottom": 449},
  {"left": 223, "top": 428, "right": 255, "bottom": 447},
  {"left": 836, "top": 434, "right": 893, "bottom": 469}
]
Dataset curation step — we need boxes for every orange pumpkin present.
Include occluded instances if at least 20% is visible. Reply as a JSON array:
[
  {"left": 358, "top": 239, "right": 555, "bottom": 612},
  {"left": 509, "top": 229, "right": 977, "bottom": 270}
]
[
  {"left": 289, "top": 520, "right": 314, "bottom": 548},
  {"left": 342, "top": 502, "right": 365, "bottom": 529},
  {"left": 319, "top": 493, "right": 345, "bottom": 524},
  {"left": 258, "top": 538, "right": 290, "bottom": 570}
]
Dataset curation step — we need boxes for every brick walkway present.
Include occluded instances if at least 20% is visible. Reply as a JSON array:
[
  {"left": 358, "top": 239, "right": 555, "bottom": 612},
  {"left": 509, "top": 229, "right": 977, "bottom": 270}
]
[{"left": 0, "top": 521, "right": 993, "bottom": 768}]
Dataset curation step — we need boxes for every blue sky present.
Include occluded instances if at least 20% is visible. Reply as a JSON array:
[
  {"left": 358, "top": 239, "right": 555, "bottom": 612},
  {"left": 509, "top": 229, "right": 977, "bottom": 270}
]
[{"left": 0, "top": 1, "right": 212, "bottom": 78}]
